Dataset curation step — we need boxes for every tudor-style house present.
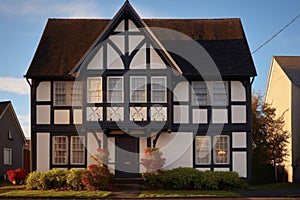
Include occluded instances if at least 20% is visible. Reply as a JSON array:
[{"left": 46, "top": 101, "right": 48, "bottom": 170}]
[
  {"left": 25, "top": 1, "right": 256, "bottom": 180},
  {"left": 265, "top": 56, "right": 300, "bottom": 183}
]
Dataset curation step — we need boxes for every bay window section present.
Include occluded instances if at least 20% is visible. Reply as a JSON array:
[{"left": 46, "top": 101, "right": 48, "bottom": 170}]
[
  {"left": 107, "top": 77, "right": 123, "bottom": 103},
  {"left": 214, "top": 135, "right": 229, "bottom": 164},
  {"left": 52, "top": 136, "right": 68, "bottom": 165},
  {"left": 195, "top": 136, "right": 211, "bottom": 165},
  {"left": 71, "top": 136, "right": 85, "bottom": 165},
  {"left": 87, "top": 77, "right": 102, "bottom": 103},
  {"left": 130, "top": 76, "right": 146, "bottom": 102},
  {"left": 151, "top": 77, "right": 167, "bottom": 103}
]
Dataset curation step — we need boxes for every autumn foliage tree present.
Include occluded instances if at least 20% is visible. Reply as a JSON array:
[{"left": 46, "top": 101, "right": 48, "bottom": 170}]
[{"left": 252, "top": 92, "right": 289, "bottom": 166}]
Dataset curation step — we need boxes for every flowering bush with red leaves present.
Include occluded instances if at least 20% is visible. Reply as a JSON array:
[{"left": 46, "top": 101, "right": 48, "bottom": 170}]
[
  {"left": 81, "top": 164, "right": 113, "bottom": 191},
  {"left": 141, "top": 147, "right": 166, "bottom": 172},
  {"left": 6, "top": 168, "right": 28, "bottom": 185}
]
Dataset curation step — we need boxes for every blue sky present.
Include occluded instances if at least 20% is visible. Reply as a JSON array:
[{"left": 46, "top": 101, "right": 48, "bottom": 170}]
[{"left": 0, "top": 0, "right": 299, "bottom": 138}]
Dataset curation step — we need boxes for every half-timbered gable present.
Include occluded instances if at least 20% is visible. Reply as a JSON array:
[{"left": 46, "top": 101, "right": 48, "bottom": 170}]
[{"left": 25, "top": 1, "right": 256, "bottom": 180}]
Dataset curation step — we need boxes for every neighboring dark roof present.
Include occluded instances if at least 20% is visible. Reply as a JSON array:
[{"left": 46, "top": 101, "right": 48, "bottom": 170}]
[
  {"left": 274, "top": 56, "right": 300, "bottom": 88},
  {"left": 0, "top": 101, "right": 27, "bottom": 143},
  {"left": 25, "top": 18, "right": 256, "bottom": 78},
  {"left": 0, "top": 101, "right": 10, "bottom": 117}
]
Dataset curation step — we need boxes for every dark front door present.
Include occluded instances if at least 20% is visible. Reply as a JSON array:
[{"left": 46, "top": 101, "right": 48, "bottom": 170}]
[{"left": 115, "top": 136, "right": 140, "bottom": 178}]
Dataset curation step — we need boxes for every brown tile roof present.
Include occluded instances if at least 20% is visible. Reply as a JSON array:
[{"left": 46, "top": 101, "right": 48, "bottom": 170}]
[
  {"left": 274, "top": 56, "right": 300, "bottom": 88},
  {"left": 25, "top": 18, "right": 256, "bottom": 78}
]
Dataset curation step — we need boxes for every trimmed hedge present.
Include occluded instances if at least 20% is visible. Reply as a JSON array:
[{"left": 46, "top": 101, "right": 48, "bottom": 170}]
[
  {"left": 26, "top": 166, "right": 113, "bottom": 191},
  {"left": 142, "top": 167, "right": 242, "bottom": 191}
]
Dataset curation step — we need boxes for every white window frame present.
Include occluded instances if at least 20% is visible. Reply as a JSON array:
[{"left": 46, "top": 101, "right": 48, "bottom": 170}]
[
  {"left": 87, "top": 77, "right": 102, "bottom": 103},
  {"left": 71, "top": 136, "right": 85, "bottom": 165},
  {"left": 195, "top": 136, "right": 211, "bottom": 165},
  {"left": 52, "top": 136, "right": 68, "bottom": 165},
  {"left": 213, "top": 135, "right": 230, "bottom": 164},
  {"left": 192, "top": 82, "right": 207, "bottom": 106},
  {"left": 151, "top": 76, "right": 167, "bottom": 103},
  {"left": 54, "top": 82, "right": 82, "bottom": 106},
  {"left": 130, "top": 76, "right": 147, "bottom": 102},
  {"left": 3, "top": 148, "right": 12, "bottom": 165},
  {"left": 107, "top": 76, "right": 124, "bottom": 103}
]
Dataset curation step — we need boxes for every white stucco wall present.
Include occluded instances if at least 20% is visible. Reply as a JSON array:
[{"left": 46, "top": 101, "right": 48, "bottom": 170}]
[
  {"left": 36, "top": 82, "right": 51, "bottom": 101},
  {"left": 173, "top": 82, "right": 189, "bottom": 102},
  {"left": 231, "top": 81, "right": 246, "bottom": 102},
  {"left": 233, "top": 152, "right": 247, "bottom": 178},
  {"left": 37, "top": 132, "right": 50, "bottom": 171},
  {"left": 155, "top": 132, "right": 193, "bottom": 169},
  {"left": 54, "top": 110, "right": 70, "bottom": 124},
  {"left": 36, "top": 105, "right": 51, "bottom": 124}
]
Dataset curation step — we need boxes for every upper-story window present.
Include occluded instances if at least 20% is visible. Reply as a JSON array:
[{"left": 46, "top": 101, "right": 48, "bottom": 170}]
[
  {"left": 212, "top": 82, "right": 228, "bottom": 106},
  {"left": 192, "top": 82, "right": 207, "bottom": 106},
  {"left": 151, "top": 77, "right": 167, "bottom": 103},
  {"left": 107, "top": 77, "right": 123, "bottom": 103},
  {"left": 130, "top": 76, "right": 146, "bottom": 102},
  {"left": 87, "top": 77, "right": 102, "bottom": 103},
  {"left": 192, "top": 81, "right": 228, "bottom": 106},
  {"left": 54, "top": 82, "right": 82, "bottom": 106}
]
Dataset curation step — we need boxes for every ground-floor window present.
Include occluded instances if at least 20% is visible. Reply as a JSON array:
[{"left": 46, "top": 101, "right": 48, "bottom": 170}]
[
  {"left": 52, "top": 135, "right": 85, "bottom": 165},
  {"left": 71, "top": 136, "right": 85, "bottom": 164},
  {"left": 195, "top": 135, "right": 230, "bottom": 165}
]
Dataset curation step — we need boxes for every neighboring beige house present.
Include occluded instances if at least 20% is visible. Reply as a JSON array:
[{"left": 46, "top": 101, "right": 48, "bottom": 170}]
[{"left": 265, "top": 56, "right": 300, "bottom": 183}]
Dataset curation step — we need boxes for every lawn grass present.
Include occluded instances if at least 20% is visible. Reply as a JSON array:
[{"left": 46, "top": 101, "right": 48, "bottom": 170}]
[
  {"left": 139, "top": 190, "right": 240, "bottom": 198},
  {"left": 0, "top": 185, "right": 112, "bottom": 198},
  {"left": 249, "top": 182, "right": 300, "bottom": 190}
]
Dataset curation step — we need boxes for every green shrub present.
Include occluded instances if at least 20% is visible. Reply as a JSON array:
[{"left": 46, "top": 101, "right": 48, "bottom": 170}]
[
  {"left": 215, "top": 171, "right": 242, "bottom": 190},
  {"left": 200, "top": 171, "right": 219, "bottom": 190},
  {"left": 161, "top": 168, "right": 201, "bottom": 190},
  {"left": 66, "top": 169, "right": 85, "bottom": 190},
  {"left": 142, "top": 168, "right": 242, "bottom": 191},
  {"left": 141, "top": 171, "right": 164, "bottom": 190},
  {"left": 41, "top": 169, "right": 67, "bottom": 190},
  {"left": 81, "top": 164, "right": 114, "bottom": 191},
  {"left": 26, "top": 171, "right": 43, "bottom": 190},
  {"left": 26, "top": 169, "right": 67, "bottom": 190}
]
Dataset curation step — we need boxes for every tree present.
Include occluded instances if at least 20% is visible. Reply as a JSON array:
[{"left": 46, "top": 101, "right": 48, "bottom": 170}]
[{"left": 252, "top": 92, "right": 289, "bottom": 166}]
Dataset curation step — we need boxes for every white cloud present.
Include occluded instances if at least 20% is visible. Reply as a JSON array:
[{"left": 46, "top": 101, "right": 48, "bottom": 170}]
[
  {"left": 21, "top": 125, "right": 31, "bottom": 138},
  {"left": 0, "top": 0, "right": 103, "bottom": 18},
  {"left": 0, "top": 77, "right": 29, "bottom": 95},
  {"left": 19, "top": 115, "right": 31, "bottom": 138}
]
